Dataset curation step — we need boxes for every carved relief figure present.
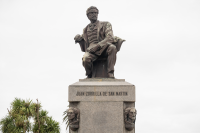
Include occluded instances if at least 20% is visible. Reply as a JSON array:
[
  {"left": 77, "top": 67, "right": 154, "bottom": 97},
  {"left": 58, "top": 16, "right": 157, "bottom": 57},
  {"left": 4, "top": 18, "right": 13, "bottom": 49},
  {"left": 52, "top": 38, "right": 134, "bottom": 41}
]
[
  {"left": 67, "top": 107, "right": 80, "bottom": 131},
  {"left": 124, "top": 107, "right": 137, "bottom": 131},
  {"left": 74, "top": 6, "right": 125, "bottom": 78}
]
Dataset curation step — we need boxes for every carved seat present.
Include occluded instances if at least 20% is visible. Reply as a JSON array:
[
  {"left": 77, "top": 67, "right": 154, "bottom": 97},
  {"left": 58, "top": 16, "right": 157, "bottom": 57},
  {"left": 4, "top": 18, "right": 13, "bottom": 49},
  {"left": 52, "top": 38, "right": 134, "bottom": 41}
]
[{"left": 92, "top": 57, "right": 108, "bottom": 78}]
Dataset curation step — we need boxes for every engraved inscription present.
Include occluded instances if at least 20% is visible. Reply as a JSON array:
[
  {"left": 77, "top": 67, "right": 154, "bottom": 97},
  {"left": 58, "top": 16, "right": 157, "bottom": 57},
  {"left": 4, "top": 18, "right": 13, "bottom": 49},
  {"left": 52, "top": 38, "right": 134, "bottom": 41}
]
[{"left": 76, "top": 91, "right": 128, "bottom": 96}]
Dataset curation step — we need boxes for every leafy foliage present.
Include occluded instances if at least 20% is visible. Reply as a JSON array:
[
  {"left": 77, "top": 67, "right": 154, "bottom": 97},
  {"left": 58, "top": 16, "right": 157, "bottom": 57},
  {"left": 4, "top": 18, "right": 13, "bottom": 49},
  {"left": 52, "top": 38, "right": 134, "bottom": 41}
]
[
  {"left": 0, "top": 98, "right": 60, "bottom": 133},
  {"left": 32, "top": 110, "right": 60, "bottom": 133},
  {"left": 0, "top": 116, "right": 15, "bottom": 133},
  {"left": 63, "top": 107, "right": 69, "bottom": 130}
]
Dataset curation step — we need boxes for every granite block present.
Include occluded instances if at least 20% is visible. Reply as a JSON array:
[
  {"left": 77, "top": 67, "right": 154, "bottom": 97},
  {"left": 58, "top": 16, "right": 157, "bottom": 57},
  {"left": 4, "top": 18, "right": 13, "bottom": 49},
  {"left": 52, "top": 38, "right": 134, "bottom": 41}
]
[
  {"left": 70, "top": 102, "right": 123, "bottom": 133},
  {"left": 68, "top": 79, "right": 136, "bottom": 133},
  {"left": 69, "top": 79, "right": 135, "bottom": 102}
]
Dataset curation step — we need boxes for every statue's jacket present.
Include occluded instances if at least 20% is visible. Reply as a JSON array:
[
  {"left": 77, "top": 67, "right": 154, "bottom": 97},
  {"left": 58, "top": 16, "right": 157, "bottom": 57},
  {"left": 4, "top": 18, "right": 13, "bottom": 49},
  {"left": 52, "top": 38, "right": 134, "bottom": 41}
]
[{"left": 78, "top": 21, "right": 125, "bottom": 56}]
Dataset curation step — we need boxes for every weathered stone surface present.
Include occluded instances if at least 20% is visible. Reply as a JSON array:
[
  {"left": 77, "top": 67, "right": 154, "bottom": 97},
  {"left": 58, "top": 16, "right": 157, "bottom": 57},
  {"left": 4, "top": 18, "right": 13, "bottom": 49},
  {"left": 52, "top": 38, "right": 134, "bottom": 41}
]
[
  {"left": 68, "top": 79, "right": 135, "bottom": 133},
  {"left": 123, "top": 102, "right": 135, "bottom": 133},
  {"left": 79, "top": 78, "right": 125, "bottom": 82},
  {"left": 70, "top": 102, "right": 123, "bottom": 133},
  {"left": 69, "top": 79, "right": 135, "bottom": 102}
]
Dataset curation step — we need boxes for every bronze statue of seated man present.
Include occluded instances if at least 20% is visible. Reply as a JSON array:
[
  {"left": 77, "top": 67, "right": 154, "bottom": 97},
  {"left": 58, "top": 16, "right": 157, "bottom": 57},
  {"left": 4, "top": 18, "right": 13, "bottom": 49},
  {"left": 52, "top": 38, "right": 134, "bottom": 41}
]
[{"left": 74, "top": 6, "right": 125, "bottom": 78}]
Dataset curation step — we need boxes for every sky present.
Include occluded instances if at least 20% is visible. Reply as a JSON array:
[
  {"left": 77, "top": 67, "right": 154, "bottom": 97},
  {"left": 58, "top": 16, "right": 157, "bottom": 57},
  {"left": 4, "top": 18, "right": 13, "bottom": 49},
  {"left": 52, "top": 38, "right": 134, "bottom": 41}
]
[{"left": 0, "top": 0, "right": 200, "bottom": 133}]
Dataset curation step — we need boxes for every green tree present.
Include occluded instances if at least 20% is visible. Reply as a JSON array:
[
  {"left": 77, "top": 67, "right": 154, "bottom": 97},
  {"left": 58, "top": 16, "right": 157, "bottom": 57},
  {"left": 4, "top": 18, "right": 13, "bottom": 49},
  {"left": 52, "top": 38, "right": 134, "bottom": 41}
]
[
  {"left": 0, "top": 98, "right": 60, "bottom": 133},
  {"left": 63, "top": 108, "right": 69, "bottom": 131}
]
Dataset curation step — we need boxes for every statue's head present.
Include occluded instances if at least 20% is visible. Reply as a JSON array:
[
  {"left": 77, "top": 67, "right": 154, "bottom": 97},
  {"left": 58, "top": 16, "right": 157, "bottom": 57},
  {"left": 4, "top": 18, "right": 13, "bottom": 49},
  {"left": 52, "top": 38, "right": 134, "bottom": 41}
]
[
  {"left": 125, "top": 107, "right": 136, "bottom": 120},
  {"left": 124, "top": 107, "right": 136, "bottom": 131},
  {"left": 67, "top": 107, "right": 80, "bottom": 131},
  {"left": 86, "top": 6, "right": 99, "bottom": 22},
  {"left": 129, "top": 108, "right": 136, "bottom": 119},
  {"left": 67, "top": 107, "right": 75, "bottom": 120}
]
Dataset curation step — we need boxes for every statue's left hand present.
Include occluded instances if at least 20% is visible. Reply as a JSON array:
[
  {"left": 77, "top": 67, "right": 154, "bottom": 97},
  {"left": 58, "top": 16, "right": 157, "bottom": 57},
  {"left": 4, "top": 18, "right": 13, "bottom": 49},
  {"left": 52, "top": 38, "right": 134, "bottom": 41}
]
[{"left": 89, "top": 44, "right": 100, "bottom": 53}]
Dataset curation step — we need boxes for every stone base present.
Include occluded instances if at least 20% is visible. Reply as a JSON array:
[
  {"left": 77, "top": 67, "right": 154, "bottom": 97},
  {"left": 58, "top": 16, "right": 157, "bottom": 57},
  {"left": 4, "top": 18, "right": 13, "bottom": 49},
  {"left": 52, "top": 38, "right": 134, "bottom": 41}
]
[{"left": 68, "top": 78, "right": 136, "bottom": 133}]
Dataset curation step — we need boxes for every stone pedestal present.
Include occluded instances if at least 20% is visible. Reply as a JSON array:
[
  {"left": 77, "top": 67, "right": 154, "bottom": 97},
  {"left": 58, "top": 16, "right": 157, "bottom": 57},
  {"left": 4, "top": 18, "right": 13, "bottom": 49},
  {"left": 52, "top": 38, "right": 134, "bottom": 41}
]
[{"left": 68, "top": 78, "right": 136, "bottom": 133}]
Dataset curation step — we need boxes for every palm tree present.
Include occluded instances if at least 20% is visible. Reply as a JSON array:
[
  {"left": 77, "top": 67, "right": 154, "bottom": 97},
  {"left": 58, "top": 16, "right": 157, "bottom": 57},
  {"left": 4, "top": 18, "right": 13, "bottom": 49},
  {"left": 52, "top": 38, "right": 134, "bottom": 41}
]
[
  {"left": 0, "top": 115, "right": 15, "bottom": 133},
  {"left": 0, "top": 98, "right": 32, "bottom": 133},
  {"left": 63, "top": 108, "right": 69, "bottom": 131},
  {"left": 0, "top": 98, "right": 60, "bottom": 133},
  {"left": 10, "top": 98, "right": 32, "bottom": 132},
  {"left": 32, "top": 110, "right": 60, "bottom": 133}
]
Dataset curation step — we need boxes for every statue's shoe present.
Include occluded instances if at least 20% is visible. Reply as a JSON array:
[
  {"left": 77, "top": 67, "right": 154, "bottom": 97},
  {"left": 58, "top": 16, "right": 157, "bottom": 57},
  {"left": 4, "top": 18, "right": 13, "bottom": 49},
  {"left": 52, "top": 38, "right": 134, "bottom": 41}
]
[
  {"left": 108, "top": 73, "right": 115, "bottom": 79},
  {"left": 86, "top": 74, "right": 92, "bottom": 78}
]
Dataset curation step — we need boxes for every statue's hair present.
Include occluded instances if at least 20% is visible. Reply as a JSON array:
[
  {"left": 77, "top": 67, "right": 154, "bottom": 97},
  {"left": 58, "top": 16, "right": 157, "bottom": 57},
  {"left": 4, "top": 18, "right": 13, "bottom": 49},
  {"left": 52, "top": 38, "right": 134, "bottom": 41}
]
[
  {"left": 86, "top": 6, "right": 99, "bottom": 15},
  {"left": 124, "top": 107, "right": 137, "bottom": 123},
  {"left": 125, "top": 107, "right": 136, "bottom": 114},
  {"left": 67, "top": 107, "right": 80, "bottom": 119},
  {"left": 67, "top": 107, "right": 78, "bottom": 114}
]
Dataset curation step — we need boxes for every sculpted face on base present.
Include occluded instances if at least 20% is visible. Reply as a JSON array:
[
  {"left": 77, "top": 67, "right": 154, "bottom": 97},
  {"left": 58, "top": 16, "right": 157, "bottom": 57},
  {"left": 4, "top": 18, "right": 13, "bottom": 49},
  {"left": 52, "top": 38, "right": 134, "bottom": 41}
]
[
  {"left": 67, "top": 109, "right": 75, "bottom": 119},
  {"left": 124, "top": 107, "right": 137, "bottom": 131},
  {"left": 128, "top": 108, "right": 136, "bottom": 119},
  {"left": 67, "top": 107, "right": 80, "bottom": 131}
]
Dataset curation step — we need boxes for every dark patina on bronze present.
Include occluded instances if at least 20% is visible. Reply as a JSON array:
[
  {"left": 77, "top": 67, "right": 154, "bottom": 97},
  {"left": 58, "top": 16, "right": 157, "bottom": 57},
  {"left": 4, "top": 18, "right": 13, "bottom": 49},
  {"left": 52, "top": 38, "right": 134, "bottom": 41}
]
[
  {"left": 124, "top": 107, "right": 137, "bottom": 131},
  {"left": 67, "top": 107, "right": 80, "bottom": 131},
  {"left": 74, "top": 6, "right": 125, "bottom": 78}
]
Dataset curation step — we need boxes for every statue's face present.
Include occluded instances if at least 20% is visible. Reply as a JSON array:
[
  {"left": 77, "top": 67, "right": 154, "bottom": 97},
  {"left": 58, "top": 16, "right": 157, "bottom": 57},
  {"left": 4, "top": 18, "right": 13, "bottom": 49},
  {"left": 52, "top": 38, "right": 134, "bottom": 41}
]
[
  {"left": 128, "top": 111, "right": 134, "bottom": 119},
  {"left": 87, "top": 9, "right": 98, "bottom": 22},
  {"left": 67, "top": 109, "right": 75, "bottom": 119},
  {"left": 129, "top": 109, "right": 136, "bottom": 119}
]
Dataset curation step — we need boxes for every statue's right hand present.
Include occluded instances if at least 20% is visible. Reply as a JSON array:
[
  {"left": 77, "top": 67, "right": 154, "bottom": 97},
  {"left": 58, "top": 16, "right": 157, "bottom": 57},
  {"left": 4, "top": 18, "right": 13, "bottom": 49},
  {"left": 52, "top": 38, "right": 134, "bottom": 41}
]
[{"left": 74, "top": 34, "right": 82, "bottom": 42}]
